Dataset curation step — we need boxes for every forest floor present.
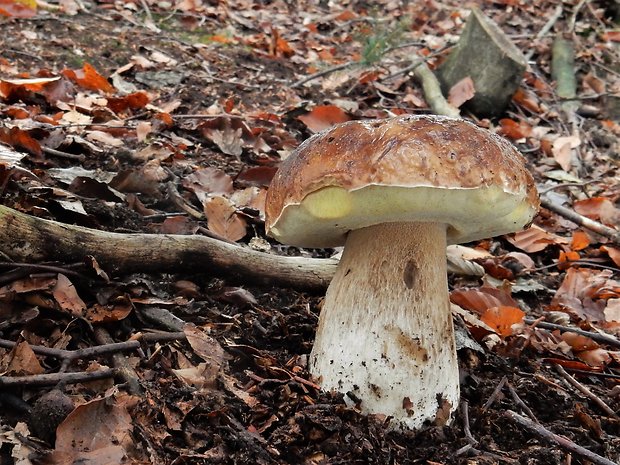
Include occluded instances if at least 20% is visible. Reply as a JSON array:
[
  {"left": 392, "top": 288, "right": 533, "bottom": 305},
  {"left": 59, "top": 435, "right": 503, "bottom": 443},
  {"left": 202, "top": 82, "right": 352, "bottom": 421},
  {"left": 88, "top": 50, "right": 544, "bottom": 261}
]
[{"left": 0, "top": 0, "right": 619, "bottom": 464}]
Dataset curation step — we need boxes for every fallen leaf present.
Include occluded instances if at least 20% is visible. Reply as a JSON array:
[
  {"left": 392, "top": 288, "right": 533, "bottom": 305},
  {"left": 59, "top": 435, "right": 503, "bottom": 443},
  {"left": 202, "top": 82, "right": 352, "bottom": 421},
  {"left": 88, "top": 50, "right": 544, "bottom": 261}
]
[
  {"left": 182, "top": 167, "right": 233, "bottom": 204},
  {"left": 447, "top": 76, "right": 475, "bottom": 108},
  {"left": 62, "top": 63, "right": 115, "bottom": 93},
  {"left": 3, "top": 341, "right": 44, "bottom": 375},
  {"left": 52, "top": 392, "right": 134, "bottom": 464},
  {"left": 601, "top": 246, "right": 620, "bottom": 267},
  {"left": 298, "top": 105, "right": 351, "bottom": 133},
  {"left": 450, "top": 286, "right": 519, "bottom": 314},
  {"left": 184, "top": 326, "right": 225, "bottom": 389},
  {"left": 571, "top": 230, "right": 590, "bottom": 251},
  {"left": 552, "top": 135, "right": 580, "bottom": 172},
  {"left": 52, "top": 274, "right": 86, "bottom": 317},
  {"left": 506, "top": 225, "right": 565, "bottom": 252},
  {"left": 479, "top": 306, "right": 524, "bottom": 337},
  {"left": 204, "top": 196, "right": 247, "bottom": 241},
  {"left": 498, "top": 118, "right": 532, "bottom": 140},
  {"left": 0, "top": 0, "right": 36, "bottom": 17},
  {"left": 573, "top": 197, "right": 620, "bottom": 226}
]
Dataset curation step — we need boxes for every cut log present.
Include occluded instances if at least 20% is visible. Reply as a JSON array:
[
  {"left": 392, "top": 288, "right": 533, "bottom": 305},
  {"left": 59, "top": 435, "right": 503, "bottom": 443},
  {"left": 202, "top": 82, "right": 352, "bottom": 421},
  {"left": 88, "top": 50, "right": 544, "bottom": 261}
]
[
  {"left": 437, "top": 7, "right": 527, "bottom": 117},
  {"left": 0, "top": 204, "right": 337, "bottom": 291}
]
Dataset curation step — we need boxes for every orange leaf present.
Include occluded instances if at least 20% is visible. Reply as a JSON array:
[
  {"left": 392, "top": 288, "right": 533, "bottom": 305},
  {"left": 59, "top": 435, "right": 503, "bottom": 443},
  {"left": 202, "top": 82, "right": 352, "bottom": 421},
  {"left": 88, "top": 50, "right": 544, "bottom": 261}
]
[
  {"left": 573, "top": 197, "right": 620, "bottom": 226},
  {"left": 560, "top": 332, "right": 598, "bottom": 351},
  {"left": 298, "top": 105, "right": 351, "bottom": 133},
  {"left": 107, "top": 91, "right": 149, "bottom": 113},
  {"left": 335, "top": 9, "right": 356, "bottom": 21},
  {"left": 480, "top": 306, "right": 524, "bottom": 337},
  {"left": 0, "top": 0, "right": 36, "bottom": 17},
  {"left": 542, "top": 358, "right": 603, "bottom": 372},
  {"left": 570, "top": 230, "right": 590, "bottom": 251},
  {"left": 0, "top": 126, "right": 42, "bottom": 157},
  {"left": 62, "top": 63, "right": 114, "bottom": 93},
  {"left": 512, "top": 87, "right": 540, "bottom": 113},
  {"left": 558, "top": 250, "right": 580, "bottom": 270},
  {"left": 498, "top": 118, "right": 532, "bottom": 140},
  {"left": 602, "top": 31, "right": 620, "bottom": 42}
]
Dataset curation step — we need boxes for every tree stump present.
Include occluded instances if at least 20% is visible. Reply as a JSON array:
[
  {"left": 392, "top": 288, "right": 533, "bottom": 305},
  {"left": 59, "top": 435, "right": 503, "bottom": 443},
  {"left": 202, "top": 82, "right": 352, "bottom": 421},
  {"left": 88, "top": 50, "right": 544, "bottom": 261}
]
[{"left": 437, "top": 7, "right": 527, "bottom": 117}]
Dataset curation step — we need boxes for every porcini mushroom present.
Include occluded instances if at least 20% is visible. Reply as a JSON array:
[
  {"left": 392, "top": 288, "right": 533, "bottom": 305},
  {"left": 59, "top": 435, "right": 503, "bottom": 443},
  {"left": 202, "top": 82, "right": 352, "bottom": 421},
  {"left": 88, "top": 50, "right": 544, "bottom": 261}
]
[{"left": 265, "top": 115, "right": 539, "bottom": 429}]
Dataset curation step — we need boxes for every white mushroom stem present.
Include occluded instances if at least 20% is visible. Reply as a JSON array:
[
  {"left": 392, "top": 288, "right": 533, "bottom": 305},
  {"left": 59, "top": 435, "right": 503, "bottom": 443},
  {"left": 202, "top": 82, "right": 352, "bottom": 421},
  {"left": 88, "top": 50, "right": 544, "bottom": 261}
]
[{"left": 309, "top": 221, "right": 459, "bottom": 429}]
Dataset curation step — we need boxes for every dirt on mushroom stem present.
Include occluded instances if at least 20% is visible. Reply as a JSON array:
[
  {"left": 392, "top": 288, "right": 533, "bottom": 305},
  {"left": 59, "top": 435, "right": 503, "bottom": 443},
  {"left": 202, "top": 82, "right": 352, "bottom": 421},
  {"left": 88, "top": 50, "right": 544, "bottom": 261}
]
[{"left": 309, "top": 221, "right": 459, "bottom": 430}]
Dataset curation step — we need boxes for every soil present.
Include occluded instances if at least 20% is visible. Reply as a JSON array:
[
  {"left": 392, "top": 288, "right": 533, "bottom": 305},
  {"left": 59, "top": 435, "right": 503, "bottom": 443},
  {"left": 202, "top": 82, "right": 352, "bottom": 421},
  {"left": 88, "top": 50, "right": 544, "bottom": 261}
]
[{"left": 0, "top": 1, "right": 619, "bottom": 464}]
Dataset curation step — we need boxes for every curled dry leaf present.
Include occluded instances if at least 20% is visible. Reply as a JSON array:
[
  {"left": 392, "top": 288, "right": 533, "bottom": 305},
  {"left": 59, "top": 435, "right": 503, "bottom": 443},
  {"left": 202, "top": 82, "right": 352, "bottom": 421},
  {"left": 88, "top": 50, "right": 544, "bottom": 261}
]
[
  {"left": 450, "top": 286, "right": 519, "bottom": 315},
  {"left": 571, "top": 230, "right": 591, "bottom": 251},
  {"left": 498, "top": 118, "right": 532, "bottom": 140},
  {"left": 298, "top": 105, "right": 351, "bottom": 133},
  {"left": 506, "top": 225, "right": 566, "bottom": 253},
  {"left": 204, "top": 196, "right": 247, "bottom": 242},
  {"left": 479, "top": 306, "right": 525, "bottom": 337},
  {"left": 601, "top": 245, "right": 620, "bottom": 267}
]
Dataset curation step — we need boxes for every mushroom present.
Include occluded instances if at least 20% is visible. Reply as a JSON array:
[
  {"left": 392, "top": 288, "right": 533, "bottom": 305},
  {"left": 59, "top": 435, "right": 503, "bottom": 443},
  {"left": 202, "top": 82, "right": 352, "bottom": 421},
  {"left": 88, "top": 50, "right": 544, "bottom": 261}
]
[{"left": 265, "top": 115, "right": 539, "bottom": 429}]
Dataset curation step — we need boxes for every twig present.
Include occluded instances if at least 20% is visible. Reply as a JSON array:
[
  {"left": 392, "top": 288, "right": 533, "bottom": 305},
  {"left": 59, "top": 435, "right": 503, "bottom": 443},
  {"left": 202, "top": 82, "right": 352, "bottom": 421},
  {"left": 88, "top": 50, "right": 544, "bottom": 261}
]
[
  {"left": 461, "top": 400, "right": 478, "bottom": 445},
  {"left": 555, "top": 364, "right": 619, "bottom": 419},
  {"left": 291, "top": 62, "right": 354, "bottom": 89},
  {"left": 524, "top": 318, "right": 620, "bottom": 348},
  {"left": 541, "top": 197, "right": 620, "bottom": 245},
  {"left": 412, "top": 62, "right": 460, "bottom": 117},
  {"left": 504, "top": 410, "right": 617, "bottom": 465},
  {"left": 166, "top": 182, "right": 204, "bottom": 220},
  {"left": 568, "top": 0, "right": 589, "bottom": 33},
  {"left": 524, "top": 5, "right": 563, "bottom": 61},
  {"left": 506, "top": 382, "right": 539, "bottom": 423},
  {"left": 42, "top": 147, "right": 86, "bottom": 162},
  {"left": 94, "top": 327, "right": 142, "bottom": 395},
  {"left": 482, "top": 375, "right": 508, "bottom": 410},
  {"left": 0, "top": 369, "right": 116, "bottom": 387}
]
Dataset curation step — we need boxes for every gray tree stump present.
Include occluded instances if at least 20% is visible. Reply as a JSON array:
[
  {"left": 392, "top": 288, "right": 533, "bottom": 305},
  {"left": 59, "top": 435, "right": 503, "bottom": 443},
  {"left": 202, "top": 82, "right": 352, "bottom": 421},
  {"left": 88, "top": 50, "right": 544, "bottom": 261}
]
[{"left": 437, "top": 7, "right": 527, "bottom": 117}]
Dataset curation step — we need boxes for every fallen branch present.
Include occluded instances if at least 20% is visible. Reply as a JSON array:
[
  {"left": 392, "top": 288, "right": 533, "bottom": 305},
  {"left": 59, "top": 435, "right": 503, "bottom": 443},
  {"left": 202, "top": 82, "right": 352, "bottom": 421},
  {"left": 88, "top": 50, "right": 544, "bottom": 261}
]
[
  {"left": 0, "top": 369, "right": 116, "bottom": 387},
  {"left": 504, "top": 410, "right": 617, "bottom": 465},
  {"left": 0, "top": 204, "right": 337, "bottom": 290},
  {"left": 94, "top": 327, "right": 142, "bottom": 395},
  {"left": 541, "top": 197, "right": 620, "bottom": 245}
]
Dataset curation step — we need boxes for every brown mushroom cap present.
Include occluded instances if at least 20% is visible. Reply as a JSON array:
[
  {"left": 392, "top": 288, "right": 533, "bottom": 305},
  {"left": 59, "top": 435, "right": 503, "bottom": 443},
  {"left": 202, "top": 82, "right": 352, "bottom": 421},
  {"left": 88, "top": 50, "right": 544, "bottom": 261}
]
[{"left": 266, "top": 115, "right": 539, "bottom": 248}]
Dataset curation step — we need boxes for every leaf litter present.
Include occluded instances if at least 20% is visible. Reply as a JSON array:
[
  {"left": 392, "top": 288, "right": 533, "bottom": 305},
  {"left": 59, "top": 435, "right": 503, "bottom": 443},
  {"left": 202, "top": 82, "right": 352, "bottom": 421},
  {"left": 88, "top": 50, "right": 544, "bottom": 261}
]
[{"left": 0, "top": 0, "right": 619, "bottom": 464}]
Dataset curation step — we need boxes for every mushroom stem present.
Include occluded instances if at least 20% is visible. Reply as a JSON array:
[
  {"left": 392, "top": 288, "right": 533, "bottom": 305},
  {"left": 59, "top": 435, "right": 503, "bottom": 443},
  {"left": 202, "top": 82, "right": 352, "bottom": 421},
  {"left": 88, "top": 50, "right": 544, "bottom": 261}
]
[{"left": 309, "top": 221, "right": 459, "bottom": 429}]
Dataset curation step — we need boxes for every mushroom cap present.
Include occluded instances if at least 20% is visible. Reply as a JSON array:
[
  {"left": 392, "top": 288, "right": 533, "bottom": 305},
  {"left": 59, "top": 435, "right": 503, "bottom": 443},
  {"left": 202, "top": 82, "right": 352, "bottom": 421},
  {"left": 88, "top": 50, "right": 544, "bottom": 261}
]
[{"left": 266, "top": 115, "right": 539, "bottom": 248}]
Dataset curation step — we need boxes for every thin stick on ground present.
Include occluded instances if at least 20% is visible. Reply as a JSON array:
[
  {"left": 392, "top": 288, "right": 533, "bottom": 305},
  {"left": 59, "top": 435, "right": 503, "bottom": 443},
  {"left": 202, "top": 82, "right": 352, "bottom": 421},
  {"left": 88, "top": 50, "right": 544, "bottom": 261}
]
[
  {"left": 541, "top": 197, "right": 620, "bottom": 245},
  {"left": 461, "top": 400, "right": 478, "bottom": 445},
  {"left": 482, "top": 375, "right": 508, "bottom": 410},
  {"left": 555, "top": 364, "right": 619, "bottom": 419},
  {"left": 0, "top": 369, "right": 116, "bottom": 387},
  {"left": 290, "top": 62, "right": 353, "bottom": 89},
  {"left": 94, "top": 327, "right": 143, "bottom": 395},
  {"left": 524, "top": 318, "right": 620, "bottom": 349},
  {"left": 504, "top": 410, "right": 617, "bottom": 465},
  {"left": 524, "top": 5, "right": 563, "bottom": 61},
  {"left": 506, "top": 382, "right": 539, "bottom": 423}
]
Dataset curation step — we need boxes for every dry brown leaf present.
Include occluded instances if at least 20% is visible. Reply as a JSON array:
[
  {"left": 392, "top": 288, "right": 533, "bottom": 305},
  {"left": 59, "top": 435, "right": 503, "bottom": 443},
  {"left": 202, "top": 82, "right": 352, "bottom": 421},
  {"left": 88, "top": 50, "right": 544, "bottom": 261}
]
[
  {"left": 52, "top": 274, "right": 86, "bottom": 317},
  {"left": 506, "top": 225, "right": 565, "bottom": 253},
  {"left": 298, "top": 105, "right": 351, "bottom": 133},
  {"left": 571, "top": 230, "right": 591, "bottom": 251},
  {"left": 573, "top": 197, "right": 620, "bottom": 226},
  {"left": 182, "top": 167, "right": 233, "bottom": 204},
  {"left": 184, "top": 326, "right": 225, "bottom": 389},
  {"left": 4, "top": 341, "right": 44, "bottom": 375},
  {"left": 447, "top": 76, "right": 475, "bottom": 108},
  {"left": 450, "top": 286, "right": 519, "bottom": 315},
  {"left": 551, "top": 135, "right": 580, "bottom": 172},
  {"left": 61, "top": 63, "right": 115, "bottom": 94},
  {"left": 601, "top": 246, "right": 620, "bottom": 267},
  {"left": 204, "top": 196, "right": 247, "bottom": 242},
  {"left": 576, "top": 348, "right": 612, "bottom": 368}
]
